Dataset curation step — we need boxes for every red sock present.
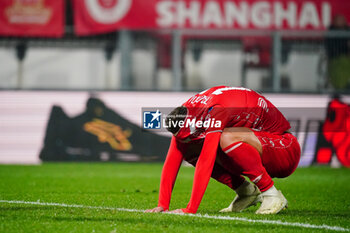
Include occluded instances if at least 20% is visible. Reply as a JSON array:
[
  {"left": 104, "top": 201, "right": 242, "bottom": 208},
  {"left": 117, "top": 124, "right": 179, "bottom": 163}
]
[
  {"left": 211, "top": 163, "right": 246, "bottom": 190},
  {"left": 220, "top": 141, "right": 273, "bottom": 192},
  {"left": 185, "top": 157, "right": 245, "bottom": 190}
]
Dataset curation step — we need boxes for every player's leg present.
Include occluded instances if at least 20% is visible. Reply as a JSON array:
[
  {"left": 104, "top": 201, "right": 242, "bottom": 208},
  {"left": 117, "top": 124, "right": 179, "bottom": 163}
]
[
  {"left": 180, "top": 141, "right": 247, "bottom": 191},
  {"left": 217, "top": 128, "right": 268, "bottom": 213},
  {"left": 211, "top": 163, "right": 246, "bottom": 191},
  {"left": 252, "top": 131, "right": 300, "bottom": 214},
  {"left": 215, "top": 148, "right": 262, "bottom": 213},
  {"left": 190, "top": 154, "right": 259, "bottom": 213},
  {"left": 257, "top": 132, "right": 301, "bottom": 179},
  {"left": 180, "top": 141, "right": 257, "bottom": 213},
  {"left": 219, "top": 127, "right": 292, "bottom": 214},
  {"left": 219, "top": 127, "right": 273, "bottom": 191}
]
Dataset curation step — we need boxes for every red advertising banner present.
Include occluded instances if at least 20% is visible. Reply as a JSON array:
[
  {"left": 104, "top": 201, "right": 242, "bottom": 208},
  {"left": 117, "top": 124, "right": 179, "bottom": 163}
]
[
  {"left": 0, "top": 0, "right": 64, "bottom": 37},
  {"left": 73, "top": 0, "right": 350, "bottom": 36}
]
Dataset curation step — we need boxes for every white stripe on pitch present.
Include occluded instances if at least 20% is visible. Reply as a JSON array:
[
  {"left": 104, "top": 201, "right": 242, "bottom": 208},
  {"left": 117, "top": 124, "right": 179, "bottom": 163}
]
[{"left": 0, "top": 200, "right": 348, "bottom": 232}]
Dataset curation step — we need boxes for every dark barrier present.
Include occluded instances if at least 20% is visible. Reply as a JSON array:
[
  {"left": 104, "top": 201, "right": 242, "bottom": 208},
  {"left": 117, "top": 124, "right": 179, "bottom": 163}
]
[{"left": 39, "top": 97, "right": 171, "bottom": 162}]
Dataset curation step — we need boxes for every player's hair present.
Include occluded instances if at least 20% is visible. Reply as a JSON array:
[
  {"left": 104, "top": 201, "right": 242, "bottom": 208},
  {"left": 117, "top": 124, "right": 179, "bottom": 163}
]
[{"left": 165, "top": 106, "right": 188, "bottom": 134}]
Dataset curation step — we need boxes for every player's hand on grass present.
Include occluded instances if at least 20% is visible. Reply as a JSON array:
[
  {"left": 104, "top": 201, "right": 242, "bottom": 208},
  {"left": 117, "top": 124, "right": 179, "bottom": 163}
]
[
  {"left": 144, "top": 206, "right": 165, "bottom": 213},
  {"left": 167, "top": 209, "right": 185, "bottom": 214}
]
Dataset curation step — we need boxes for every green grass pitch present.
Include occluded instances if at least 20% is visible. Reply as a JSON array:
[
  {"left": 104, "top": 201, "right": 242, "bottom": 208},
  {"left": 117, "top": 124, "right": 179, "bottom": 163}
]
[{"left": 0, "top": 163, "right": 349, "bottom": 232}]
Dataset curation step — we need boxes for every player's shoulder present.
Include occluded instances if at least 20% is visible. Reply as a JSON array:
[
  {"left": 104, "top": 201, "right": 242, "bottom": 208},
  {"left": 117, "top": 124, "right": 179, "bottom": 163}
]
[
  {"left": 200, "top": 86, "right": 253, "bottom": 95},
  {"left": 184, "top": 86, "right": 262, "bottom": 108}
]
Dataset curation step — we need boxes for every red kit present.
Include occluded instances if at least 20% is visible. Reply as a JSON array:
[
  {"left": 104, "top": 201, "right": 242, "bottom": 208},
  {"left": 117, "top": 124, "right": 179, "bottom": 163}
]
[{"left": 158, "top": 86, "right": 300, "bottom": 213}]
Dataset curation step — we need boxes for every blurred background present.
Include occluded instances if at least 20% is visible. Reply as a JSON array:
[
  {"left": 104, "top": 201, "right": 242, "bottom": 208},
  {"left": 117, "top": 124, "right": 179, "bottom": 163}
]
[{"left": 0, "top": 0, "right": 350, "bottom": 167}]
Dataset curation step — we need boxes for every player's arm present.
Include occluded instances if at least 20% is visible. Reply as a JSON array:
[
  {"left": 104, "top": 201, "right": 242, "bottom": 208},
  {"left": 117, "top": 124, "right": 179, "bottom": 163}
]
[
  {"left": 145, "top": 136, "right": 184, "bottom": 212},
  {"left": 169, "top": 106, "right": 228, "bottom": 214},
  {"left": 176, "top": 132, "right": 221, "bottom": 214}
]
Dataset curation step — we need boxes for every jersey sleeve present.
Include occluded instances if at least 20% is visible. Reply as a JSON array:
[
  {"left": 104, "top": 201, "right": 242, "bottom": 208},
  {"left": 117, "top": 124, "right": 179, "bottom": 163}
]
[
  {"left": 158, "top": 136, "right": 184, "bottom": 210},
  {"left": 183, "top": 131, "right": 221, "bottom": 213}
]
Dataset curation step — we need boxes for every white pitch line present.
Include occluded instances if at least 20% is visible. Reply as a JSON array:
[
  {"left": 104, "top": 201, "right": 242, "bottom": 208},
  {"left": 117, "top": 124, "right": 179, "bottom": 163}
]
[{"left": 0, "top": 200, "right": 349, "bottom": 232}]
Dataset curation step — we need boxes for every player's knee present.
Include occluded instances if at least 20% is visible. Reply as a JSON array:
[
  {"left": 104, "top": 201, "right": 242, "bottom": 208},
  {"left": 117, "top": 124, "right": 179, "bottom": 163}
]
[{"left": 220, "top": 131, "right": 243, "bottom": 150}]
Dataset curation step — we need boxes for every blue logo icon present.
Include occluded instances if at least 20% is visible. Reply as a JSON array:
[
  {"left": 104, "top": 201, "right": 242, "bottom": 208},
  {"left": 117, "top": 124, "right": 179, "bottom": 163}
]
[{"left": 143, "top": 110, "right": 161, "bottom": 129}]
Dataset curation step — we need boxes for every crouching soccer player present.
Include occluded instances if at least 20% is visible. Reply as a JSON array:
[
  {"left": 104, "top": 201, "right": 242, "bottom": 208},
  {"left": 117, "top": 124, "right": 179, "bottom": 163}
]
[{"left": 145, "top": 86, "right": 300, "bottom": 214}]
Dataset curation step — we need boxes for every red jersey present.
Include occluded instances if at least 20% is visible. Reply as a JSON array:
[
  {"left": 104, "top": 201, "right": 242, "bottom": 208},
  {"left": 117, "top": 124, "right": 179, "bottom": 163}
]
[
  {"left": 176, "top": 86, "right": 290, "bottom": 141},
  {"left": 157, "top": 86, "right": 290, "bottom": 214}
]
